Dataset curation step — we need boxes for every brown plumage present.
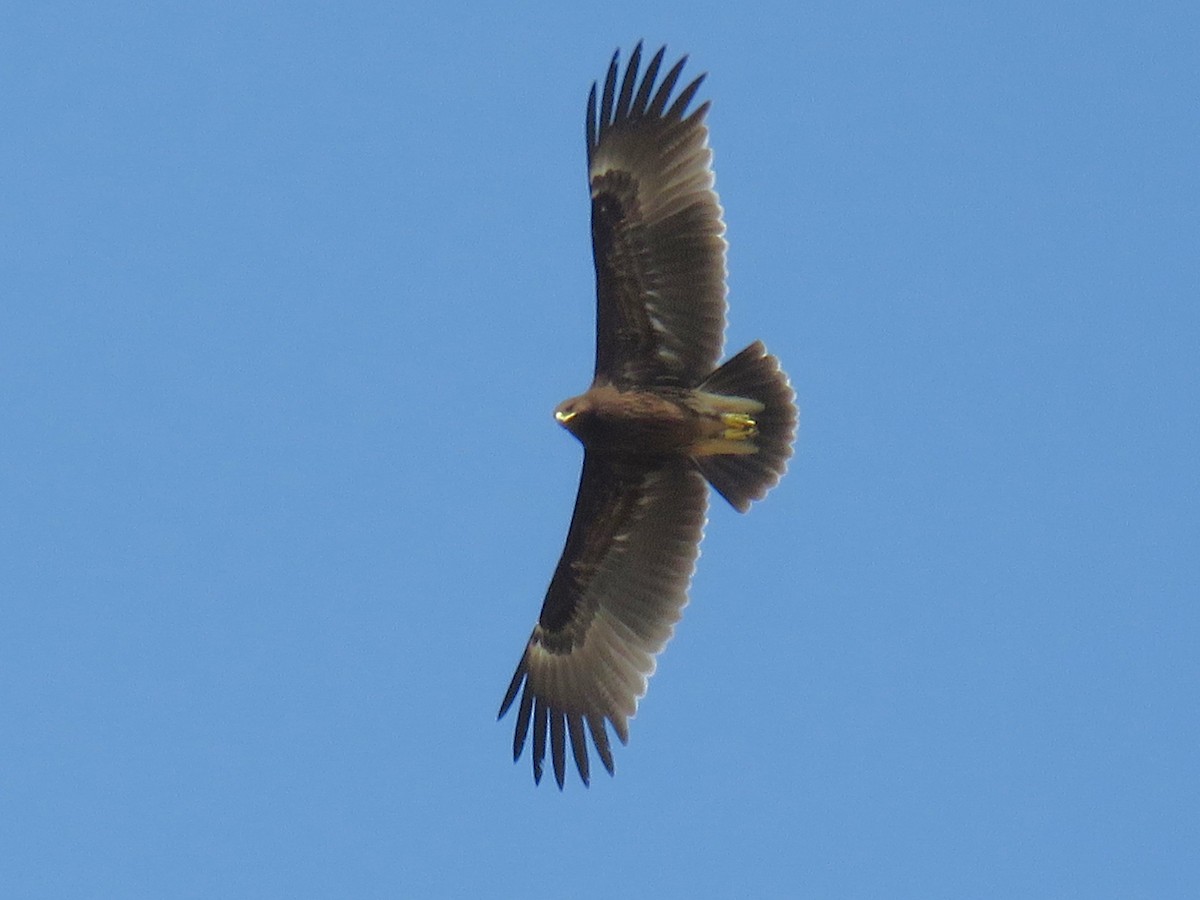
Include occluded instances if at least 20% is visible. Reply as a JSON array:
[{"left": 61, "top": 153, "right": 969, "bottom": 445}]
[{"left": 499, "top": 43, "right": 798, "bottom": 787}]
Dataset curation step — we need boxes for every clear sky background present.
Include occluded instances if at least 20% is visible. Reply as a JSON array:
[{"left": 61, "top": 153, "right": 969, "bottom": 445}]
[{"left": 3, "top": 2, "right": 1197, "bottom": 897}]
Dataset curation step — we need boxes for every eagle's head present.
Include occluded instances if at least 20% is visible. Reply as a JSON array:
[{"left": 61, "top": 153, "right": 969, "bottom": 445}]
[{"left": 553, "top": 395, "right": 592, "bottom": 438}]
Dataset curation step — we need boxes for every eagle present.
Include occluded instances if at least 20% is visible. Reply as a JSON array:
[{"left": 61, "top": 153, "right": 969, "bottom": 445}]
[{"left": 499, "top": 43, "right": 798, "bottom": 788}]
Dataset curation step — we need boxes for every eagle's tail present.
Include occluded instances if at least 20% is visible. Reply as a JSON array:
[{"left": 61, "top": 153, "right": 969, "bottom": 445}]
[{"left": 692, "top": 341, "right": 798, "bottom": 513}]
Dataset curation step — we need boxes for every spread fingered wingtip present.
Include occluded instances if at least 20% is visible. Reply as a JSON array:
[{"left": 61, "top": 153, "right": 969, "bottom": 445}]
[{"left": 587, "top": 43, "right": 710, "bottom": 164}]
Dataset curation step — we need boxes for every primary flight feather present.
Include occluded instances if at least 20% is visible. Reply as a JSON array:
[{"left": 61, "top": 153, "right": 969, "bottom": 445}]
[{"left": 499, "top": 43, "right": 798, "bottom": 788}]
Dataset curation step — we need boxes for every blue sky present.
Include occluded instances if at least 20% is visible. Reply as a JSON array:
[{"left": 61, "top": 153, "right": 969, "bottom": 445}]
[{"left": 3, "top": 1, "right": 1197, "bottom": 896}]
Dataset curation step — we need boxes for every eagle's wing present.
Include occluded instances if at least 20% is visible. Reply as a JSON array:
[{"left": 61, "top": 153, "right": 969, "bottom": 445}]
[
  {"left": 587, "top": 43, "right": 728, "bottom": 389},
  {"left": 498, "top": 454, "right": 708, "bottom": 787}
]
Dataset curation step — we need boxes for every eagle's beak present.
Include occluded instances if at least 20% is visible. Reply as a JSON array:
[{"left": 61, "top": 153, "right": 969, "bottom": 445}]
[{"left": 555, "top": 409, "right": 577, "bottom": 424}]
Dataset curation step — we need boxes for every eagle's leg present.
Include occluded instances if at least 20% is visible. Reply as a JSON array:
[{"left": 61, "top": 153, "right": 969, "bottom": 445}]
[
  {"left": 720, "top": 412, "right": 758, "bottom": 441},
  {"left": 686, "top": 391, "right": 765, "bottom": 456}
]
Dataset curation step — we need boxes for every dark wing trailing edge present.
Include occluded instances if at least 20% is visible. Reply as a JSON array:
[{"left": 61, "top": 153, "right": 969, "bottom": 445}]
[
  {"left": 587, "top": 43, "right": 728, "bottom": 389},
  {"left": 498, "top": 455, "right": 707, "bottom": 787}
]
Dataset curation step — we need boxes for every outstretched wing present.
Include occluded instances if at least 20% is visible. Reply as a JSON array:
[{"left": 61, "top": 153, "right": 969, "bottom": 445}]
[
  {"left": 587, "top": 43, "right": 728, "bottom": 389},
  {"left": 498, "top": 454, "right": 708, "bottom": 787}
]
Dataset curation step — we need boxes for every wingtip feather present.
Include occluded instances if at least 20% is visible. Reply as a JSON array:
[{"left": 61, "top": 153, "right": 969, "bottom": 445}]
[
  {"left": 648, "top": 55, "right": 688, "bottom": 118},
  {"left": 497, "top": 652, "right": 527, "bottom": 719},
  {"left": 667, "top": 73, "right": 706, "bottom": 120},
  {"left": 551, "top": 710, "right": 567, "bottom": 789},
  {"left": 568, "top": 713, "right": 592, "bottom": 786}
]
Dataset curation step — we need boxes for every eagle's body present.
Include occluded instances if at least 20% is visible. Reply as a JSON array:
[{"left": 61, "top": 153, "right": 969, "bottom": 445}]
[
  {"left": 499, "top": 44, "right": 798, "bottom": 787},
  {"left": 555, "top": 383, "right": 759, "bottom": 456}
]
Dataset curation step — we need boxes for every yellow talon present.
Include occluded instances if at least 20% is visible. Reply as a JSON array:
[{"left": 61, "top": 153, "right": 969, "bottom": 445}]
[{"left": 720, "top": 412, "right": 758, "bottom": 440}]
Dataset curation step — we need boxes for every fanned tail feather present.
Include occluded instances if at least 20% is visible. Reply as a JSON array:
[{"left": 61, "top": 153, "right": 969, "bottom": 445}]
[{"left": 694, "top": 341, "right": 797, "bottom": 512}]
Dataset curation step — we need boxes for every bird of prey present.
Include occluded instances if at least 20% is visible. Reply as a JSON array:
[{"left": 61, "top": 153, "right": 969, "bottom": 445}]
[{"left": 499, "top": 43, "right": 798, "bottom": 788}]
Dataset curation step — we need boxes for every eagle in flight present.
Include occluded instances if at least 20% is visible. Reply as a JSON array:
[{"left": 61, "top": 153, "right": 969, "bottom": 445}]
[{"left": 499, "top": 43, "right": 798, "bottom": 787}]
